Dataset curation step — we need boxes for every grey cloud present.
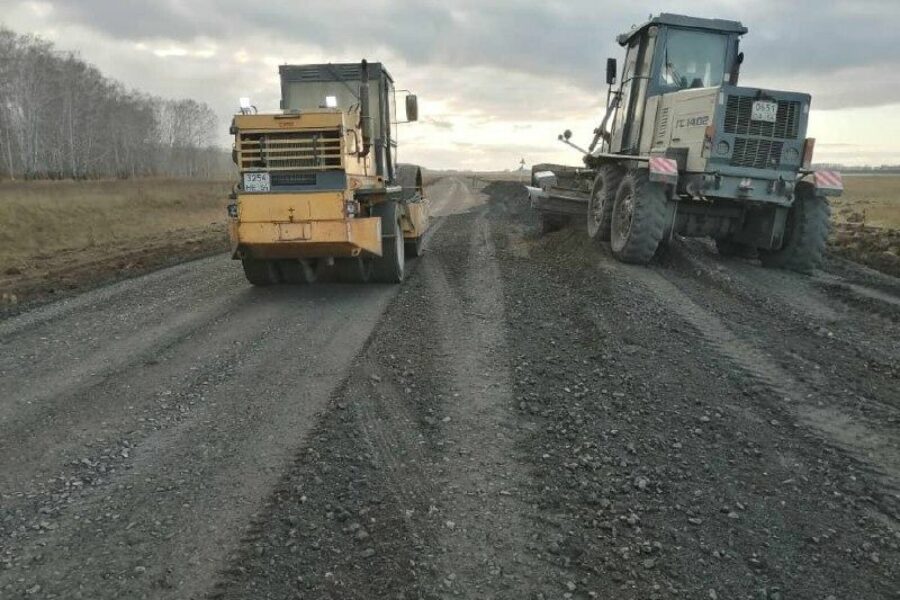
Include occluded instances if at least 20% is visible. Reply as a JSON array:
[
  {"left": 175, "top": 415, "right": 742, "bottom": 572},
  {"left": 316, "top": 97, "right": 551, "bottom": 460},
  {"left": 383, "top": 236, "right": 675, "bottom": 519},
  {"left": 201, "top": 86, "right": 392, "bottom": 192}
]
[
  {"left": 45, "top": 1, "right": 900, "bottom": 88},
  {"left": 16, "top": 0, "right": 900, "bottom": 112}
]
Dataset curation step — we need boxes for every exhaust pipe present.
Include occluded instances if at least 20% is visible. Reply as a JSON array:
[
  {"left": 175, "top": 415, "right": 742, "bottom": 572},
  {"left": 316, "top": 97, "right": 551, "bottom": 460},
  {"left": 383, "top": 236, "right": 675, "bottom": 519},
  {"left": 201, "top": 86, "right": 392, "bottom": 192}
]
[{"left": 358, "top": 59, "right": 372, "bottom": 157}]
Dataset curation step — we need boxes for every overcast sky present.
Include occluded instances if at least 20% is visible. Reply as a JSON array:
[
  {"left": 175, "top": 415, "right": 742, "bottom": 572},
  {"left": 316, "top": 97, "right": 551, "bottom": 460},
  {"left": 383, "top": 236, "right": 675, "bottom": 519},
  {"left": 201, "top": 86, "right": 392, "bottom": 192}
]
[{"left": 2, "top": 0, "right": 899, "bottom": 169}]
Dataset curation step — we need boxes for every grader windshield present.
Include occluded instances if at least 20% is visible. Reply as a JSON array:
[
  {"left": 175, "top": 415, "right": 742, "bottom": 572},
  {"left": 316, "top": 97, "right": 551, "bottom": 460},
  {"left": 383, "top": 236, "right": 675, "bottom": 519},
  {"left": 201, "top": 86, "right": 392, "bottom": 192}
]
[{"left": 660, "top": 29, "right": 728, "bottom": 90}]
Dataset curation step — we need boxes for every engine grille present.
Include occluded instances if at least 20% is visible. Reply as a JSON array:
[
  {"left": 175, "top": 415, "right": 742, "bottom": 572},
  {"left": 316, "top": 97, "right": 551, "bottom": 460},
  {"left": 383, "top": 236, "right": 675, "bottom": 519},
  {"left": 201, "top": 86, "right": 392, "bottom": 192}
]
[
  {"left": 238, "top": 130, "right": 342, "bottom": 171},
  {"left": 654, "top": 107, "right": 670, "bottom": 147},
  {"left": 724, "top": 96, "right": 802, "bottom": 140},
  {"left": 270, "top": 172, "right": 317, "bottom": 187},
  {"left": 731, "top": 138, "right": 784, "bottom": 170}
]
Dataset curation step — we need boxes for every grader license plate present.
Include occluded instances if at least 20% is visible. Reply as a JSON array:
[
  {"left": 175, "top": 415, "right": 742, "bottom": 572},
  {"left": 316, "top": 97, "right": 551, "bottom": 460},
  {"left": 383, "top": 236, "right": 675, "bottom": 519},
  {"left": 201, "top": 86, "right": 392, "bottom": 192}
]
[
  {"left": 244, "top": 172, "right": 271, "bottom": 193},
  {"left": 751, "top": 101, "right": 778, "bottom": 123}
]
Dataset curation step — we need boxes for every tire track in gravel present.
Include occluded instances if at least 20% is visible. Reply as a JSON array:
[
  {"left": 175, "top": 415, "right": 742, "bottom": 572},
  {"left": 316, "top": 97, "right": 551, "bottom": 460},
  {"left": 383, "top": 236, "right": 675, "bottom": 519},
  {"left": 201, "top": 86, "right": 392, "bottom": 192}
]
[
  {"left": 483, "top": 180, "right": 899, "bottom": 599},
  {"left": 207, "top": 180, "right": 564, "bottom": 599},
  {"left": 415, "top": 209, "right": 558, "bottom": 597},
  {"left": 663, "top": 244, "right": 900, "bottom": 425},
  {"left": 1, "top": 285, "right": 399, "bottom": 600},
  {"left": 597, "top": 253, "right": 900, "bottom": 517}
]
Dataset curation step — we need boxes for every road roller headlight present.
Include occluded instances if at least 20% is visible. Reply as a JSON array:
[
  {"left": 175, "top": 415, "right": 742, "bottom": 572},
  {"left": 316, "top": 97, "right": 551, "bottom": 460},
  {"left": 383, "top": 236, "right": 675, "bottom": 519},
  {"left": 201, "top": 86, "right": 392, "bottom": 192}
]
[{"left": 716, "top": 141, "right": 731, "bottom": 155}]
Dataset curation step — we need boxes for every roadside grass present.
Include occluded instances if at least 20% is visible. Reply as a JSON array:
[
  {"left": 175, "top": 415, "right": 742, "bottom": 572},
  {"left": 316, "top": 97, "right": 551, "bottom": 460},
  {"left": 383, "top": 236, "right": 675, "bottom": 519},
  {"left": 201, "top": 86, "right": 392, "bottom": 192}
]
[{"left": 0, "top": 179, "right": 231, "bottom": 271}]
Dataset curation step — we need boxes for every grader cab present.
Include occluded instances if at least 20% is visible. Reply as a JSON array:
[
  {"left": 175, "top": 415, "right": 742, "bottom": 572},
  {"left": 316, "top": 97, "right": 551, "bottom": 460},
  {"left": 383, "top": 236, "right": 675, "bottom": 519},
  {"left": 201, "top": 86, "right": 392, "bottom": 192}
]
[
  {"left": 228, "top": 61, "right": 428, "bottom": 285},
  {"left": 528, "top": 14, "right": 843, "bottom": 273}
]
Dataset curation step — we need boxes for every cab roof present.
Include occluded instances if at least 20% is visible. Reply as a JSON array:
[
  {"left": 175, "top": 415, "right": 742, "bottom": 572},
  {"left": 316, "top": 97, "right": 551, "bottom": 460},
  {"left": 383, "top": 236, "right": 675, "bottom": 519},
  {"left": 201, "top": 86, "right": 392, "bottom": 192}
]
[
  {"left": 279, "top": 62, "right": 394, "bottom": 84},
  {"left": 617, "top": 13, "right": 747, "bottom": 46}
]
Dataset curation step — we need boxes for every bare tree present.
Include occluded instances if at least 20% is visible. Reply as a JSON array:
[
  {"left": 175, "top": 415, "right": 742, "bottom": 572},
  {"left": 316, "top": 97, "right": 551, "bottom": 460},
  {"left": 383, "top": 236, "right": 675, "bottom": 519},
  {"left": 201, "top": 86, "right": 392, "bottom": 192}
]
[{"left": 0, "top": 26, "right": 231, "bottom": 180}]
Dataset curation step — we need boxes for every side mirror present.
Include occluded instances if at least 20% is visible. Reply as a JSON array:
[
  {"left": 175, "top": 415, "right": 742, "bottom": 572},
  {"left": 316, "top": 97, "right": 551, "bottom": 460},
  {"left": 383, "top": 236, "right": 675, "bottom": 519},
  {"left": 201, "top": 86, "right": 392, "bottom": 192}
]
[
  {"left": 563, "top": 129, "right": 573, "bottom": 141},
  {"left": 606, "top": 58, "right": 617, "bottom": 85},
  {"left": 730, "top": 51, "right": 745, "bottom": 85},
  {"left": 406, "top": 94, "right": 419, "bottom": 122}
]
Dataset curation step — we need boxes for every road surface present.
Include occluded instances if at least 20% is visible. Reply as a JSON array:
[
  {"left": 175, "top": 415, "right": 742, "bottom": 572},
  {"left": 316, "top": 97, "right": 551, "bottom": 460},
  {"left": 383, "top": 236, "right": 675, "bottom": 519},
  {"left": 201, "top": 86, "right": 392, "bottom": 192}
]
[{"left": 1, "top": 177, "right": 898, "bottom": 599}]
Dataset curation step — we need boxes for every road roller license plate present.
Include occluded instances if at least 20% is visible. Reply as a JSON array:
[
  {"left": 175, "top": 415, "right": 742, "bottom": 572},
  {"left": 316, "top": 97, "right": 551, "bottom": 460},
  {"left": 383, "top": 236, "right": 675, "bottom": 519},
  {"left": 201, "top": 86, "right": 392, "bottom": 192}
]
[{"left": 244, "top": 172, "right": 271, "bottom": 193}]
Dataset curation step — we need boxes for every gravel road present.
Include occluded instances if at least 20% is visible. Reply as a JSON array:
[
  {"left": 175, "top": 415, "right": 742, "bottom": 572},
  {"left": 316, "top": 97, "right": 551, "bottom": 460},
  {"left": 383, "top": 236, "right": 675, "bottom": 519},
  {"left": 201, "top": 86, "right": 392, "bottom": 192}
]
[{"left": 2, "top": 177, "right": 898, "bottom": 599}]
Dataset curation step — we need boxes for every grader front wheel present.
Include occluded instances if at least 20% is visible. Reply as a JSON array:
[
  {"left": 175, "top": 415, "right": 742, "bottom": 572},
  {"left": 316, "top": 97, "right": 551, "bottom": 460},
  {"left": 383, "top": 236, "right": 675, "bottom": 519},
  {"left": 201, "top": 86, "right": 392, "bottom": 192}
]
[
  {"left": 610, "top": 170, "right": 668, "bottom": 265},
  {"left": 587, "top": 165, "right": 624, "bottom": 241}
]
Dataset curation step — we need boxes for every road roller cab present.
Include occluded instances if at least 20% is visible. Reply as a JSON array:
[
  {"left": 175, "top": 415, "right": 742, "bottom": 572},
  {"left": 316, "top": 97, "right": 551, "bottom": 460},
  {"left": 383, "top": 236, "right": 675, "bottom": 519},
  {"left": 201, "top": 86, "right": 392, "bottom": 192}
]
[{"left": 227, "top": 60, "right": 428, "bottom": 285}]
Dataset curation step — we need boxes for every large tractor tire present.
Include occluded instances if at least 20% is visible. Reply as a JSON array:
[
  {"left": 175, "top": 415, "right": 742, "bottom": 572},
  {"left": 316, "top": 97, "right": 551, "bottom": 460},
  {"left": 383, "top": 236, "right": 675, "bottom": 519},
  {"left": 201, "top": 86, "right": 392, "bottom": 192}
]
[
  {"left": 587, "top": 164, "right": 625, "bottom": 241},
  {"left": 278, "top": 259, "right": 318, "bottom": 285},
  {"left": 335, "top": 257, "right": 373, "bottom": 283},
  {"left": 371, "top": 200, "right": 405, "bottom": 283},
  {"left": 610, "top": 170, "right": 668, "bottom": 265},
  {"left": 760, "top": 183, "right": 830, "bottom": 274},
  {"left": 396, "top": 164, "right": 423, "bottom": 202},
  {"left": 242, "top": 258, "right": 280, "bottom": 286},
  {"left": 397, "top": 164, "right": 425, "bottom": 260}
]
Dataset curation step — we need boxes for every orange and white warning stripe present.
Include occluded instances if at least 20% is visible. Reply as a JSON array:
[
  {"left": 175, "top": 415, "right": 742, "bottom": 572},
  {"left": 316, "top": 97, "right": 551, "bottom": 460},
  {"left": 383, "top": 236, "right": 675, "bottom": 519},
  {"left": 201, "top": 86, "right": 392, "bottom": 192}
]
[
  {"left": 814, "top": 170, "right": 843, "bottom": 192},
  {"left": 648, "top": 157, "right": 679, "bottom": 184}
]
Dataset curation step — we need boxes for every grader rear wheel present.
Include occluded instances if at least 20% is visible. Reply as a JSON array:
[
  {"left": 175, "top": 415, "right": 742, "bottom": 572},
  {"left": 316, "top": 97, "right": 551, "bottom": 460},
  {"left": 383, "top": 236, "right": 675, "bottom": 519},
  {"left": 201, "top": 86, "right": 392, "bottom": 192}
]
[{"left": 759, "top": 183, "right": 830, "bottom": 274}]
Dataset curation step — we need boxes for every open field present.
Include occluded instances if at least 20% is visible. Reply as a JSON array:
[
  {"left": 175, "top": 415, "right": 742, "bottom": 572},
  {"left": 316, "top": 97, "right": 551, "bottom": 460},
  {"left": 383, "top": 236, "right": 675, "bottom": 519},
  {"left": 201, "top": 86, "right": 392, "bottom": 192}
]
[
  {"left": 830, "top": 175, "right": 900, "bottom": 277},
  {"left": 1, "top": 173, "right": 897, "bottom": 312},
  {"left": 0, "top": 179, "right": 230, "bottom": 310},
  {"left": 833, "top": 175, "right": 900, "bottom": 228}
]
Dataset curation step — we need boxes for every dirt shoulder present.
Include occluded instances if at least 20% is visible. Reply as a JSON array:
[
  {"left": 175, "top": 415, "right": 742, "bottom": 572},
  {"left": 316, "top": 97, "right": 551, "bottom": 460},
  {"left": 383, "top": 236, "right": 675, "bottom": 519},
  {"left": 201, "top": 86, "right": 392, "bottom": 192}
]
[{"left": 830, "top": 223, "right": 900, "bottom": 278}]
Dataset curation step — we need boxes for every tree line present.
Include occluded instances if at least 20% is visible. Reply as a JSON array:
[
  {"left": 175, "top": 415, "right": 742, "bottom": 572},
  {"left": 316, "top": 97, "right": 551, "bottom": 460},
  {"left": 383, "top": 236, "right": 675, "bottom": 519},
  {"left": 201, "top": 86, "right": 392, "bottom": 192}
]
[{"left": 0, "top": 27, "right": 231, "bottom": 180}]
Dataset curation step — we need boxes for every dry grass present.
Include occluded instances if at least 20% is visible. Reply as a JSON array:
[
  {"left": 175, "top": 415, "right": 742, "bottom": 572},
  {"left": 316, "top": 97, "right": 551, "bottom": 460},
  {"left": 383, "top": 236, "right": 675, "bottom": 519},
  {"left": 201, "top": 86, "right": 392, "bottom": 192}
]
[
  {"left": 0, "top": 179, "right": 231, "bottom": 310},
  {"left": 0, "top": 179, "right": 230, "bottom": 269},
  {"left": 832, "top": 175, "right": 900, "bottom": 229}
]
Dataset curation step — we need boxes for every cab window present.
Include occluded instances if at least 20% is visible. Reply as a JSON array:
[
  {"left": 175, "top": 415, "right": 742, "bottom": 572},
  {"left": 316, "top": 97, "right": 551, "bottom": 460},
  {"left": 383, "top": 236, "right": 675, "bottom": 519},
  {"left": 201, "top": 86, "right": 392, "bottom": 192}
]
[{"left": 660, "top": 29, "right": 727, "bottom": 90}]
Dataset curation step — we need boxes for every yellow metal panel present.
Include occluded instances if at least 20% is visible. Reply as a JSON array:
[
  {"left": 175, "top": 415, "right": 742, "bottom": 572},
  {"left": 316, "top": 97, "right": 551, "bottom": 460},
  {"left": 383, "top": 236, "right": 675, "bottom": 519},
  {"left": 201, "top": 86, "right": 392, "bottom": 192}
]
[
  {"left": 231, "top": 217, "right": 383, "bottom": 260},
  {"left": 233, "top": 111, "right": 346, "bottom": 131},
  {"left": 238, "top": 193, "right": 345, "bottom": 223}
]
